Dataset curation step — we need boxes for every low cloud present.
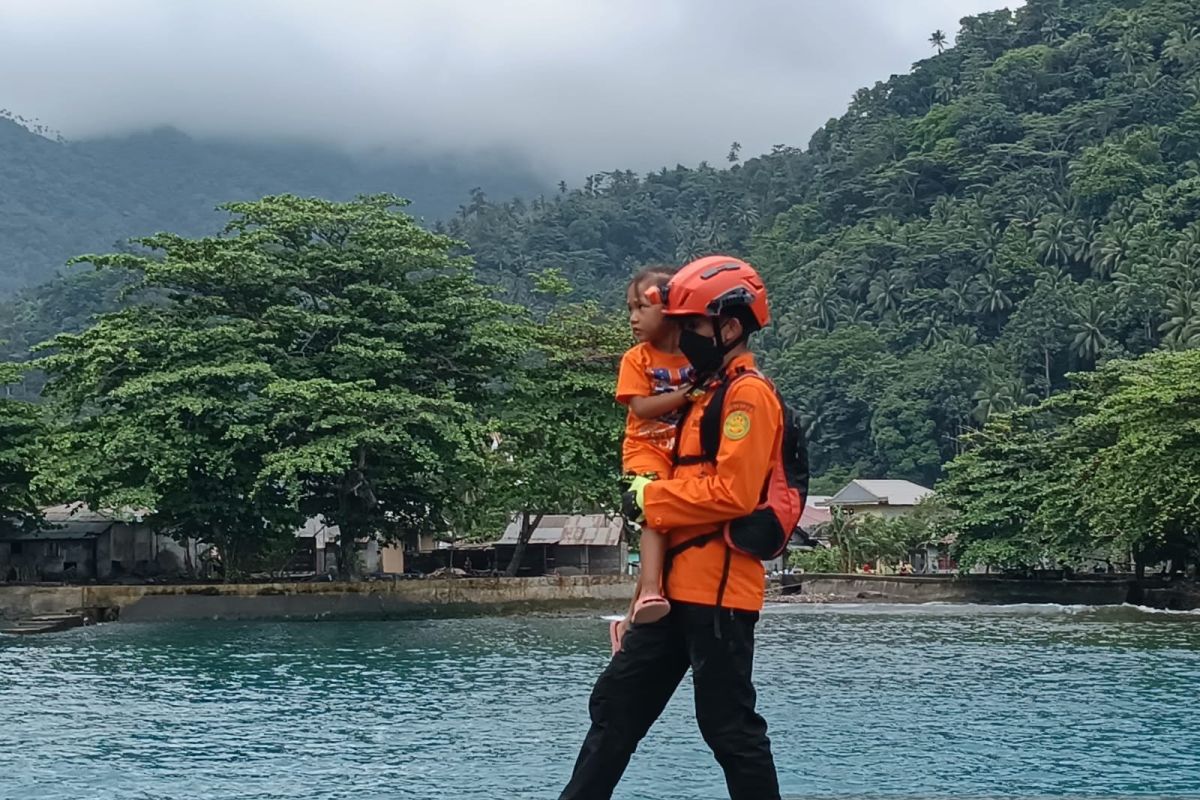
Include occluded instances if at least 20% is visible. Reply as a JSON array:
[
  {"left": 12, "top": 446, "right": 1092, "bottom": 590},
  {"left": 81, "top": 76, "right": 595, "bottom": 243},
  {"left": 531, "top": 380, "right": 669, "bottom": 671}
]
[{"left": 0, "top": 0, "right": 1012, "bottom": 177}]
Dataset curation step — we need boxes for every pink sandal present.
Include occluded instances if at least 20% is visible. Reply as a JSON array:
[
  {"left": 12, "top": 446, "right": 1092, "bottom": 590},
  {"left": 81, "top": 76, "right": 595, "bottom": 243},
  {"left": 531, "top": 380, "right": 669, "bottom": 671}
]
[
  {"left": 609, "top": 619, "right": 624, "bottom": 655},
  {"left": 630, "top": 594, "right": 671, "bottom": 625}
]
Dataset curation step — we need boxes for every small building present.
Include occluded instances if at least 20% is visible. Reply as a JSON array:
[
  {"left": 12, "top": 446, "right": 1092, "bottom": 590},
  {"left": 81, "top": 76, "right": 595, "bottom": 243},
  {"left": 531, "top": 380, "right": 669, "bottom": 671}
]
[
  {"left": 0, "top": 503, "right": 191, "bottom": 582},
  {"left": 826, "top": 480, "right": 934, "bottom": 520},
  {"left": 290, "top": 517, "right": 405, "bottom": 576},
  {"left": 800, "top": 496, "right": 832, "bottom": 538},
  {"left": 763, "top": 496, "right": 833, "bottom": 573},
  {"left": 494, "top": 514, "right": 626, "bottom": 577},
  {"left": 911, "top": 533, "right": 958, "bottom": 575}
]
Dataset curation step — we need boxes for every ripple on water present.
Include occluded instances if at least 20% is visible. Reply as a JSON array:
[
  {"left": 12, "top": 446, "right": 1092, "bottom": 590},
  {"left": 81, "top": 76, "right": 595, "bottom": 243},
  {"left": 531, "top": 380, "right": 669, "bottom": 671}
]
[{"left": 1, "top": 605, "right": 1198, "bottom": 800}]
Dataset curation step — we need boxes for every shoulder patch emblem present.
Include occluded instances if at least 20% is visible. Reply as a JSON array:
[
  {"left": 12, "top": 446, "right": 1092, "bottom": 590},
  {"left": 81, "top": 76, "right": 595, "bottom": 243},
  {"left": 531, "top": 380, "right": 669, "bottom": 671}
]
[{"left": 724, "top": 410, "right": 751, "bottom": 441}]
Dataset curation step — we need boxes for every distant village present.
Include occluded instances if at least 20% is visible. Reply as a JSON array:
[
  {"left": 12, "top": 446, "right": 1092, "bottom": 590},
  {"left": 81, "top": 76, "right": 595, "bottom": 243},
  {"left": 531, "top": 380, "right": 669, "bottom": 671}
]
[{"left": 0, "top": 479, "right": 946, "bottom": 585}]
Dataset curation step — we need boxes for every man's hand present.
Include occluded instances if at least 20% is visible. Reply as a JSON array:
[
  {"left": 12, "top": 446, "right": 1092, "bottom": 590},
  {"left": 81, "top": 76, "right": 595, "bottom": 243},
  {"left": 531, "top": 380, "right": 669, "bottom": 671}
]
[{"left": 621, "top": 474, "right": 654, "bottom": 524}]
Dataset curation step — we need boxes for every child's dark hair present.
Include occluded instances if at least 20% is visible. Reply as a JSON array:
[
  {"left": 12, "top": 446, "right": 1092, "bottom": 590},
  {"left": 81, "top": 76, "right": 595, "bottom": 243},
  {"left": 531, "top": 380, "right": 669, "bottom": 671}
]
[{"left": 627, "top": 264, "right": 676, "bottom": 292}]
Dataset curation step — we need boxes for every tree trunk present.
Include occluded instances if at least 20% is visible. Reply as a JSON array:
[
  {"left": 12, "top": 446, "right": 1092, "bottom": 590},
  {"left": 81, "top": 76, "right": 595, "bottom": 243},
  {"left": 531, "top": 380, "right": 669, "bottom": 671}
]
[
  {"left": 212, "top": 523, "right": 233, "bottom": 584},
  {"left": 336, "top": 525, "right": 360, "bottom": 581},
  {"left": 1043, "top": 348, "right": 1052, "bottom": 398},
  {"left": 504, "top": 511, "right": 544, "bottom": 577},
  {"left": 333, "top": 445, "right": 374, "bottom": 581}
]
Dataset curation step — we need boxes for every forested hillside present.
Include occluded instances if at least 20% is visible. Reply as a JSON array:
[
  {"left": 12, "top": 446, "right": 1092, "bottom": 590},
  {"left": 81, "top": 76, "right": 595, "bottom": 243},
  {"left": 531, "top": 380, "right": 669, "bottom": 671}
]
[
  {"left": 5, "top": 0, "right": 1200, "bottom": 497},
  {"left": 0, "top": 115, "right": 545, "bottom": 294},
  {"left": 452, "top": 0, "right": 1200, "bottom": 492}
]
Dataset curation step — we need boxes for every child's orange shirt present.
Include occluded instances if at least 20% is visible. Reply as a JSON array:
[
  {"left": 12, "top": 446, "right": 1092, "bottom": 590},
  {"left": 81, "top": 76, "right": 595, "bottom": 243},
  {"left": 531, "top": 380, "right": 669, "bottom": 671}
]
[{"left": 616, "top": 343, "right": 695, "bottom": 475}]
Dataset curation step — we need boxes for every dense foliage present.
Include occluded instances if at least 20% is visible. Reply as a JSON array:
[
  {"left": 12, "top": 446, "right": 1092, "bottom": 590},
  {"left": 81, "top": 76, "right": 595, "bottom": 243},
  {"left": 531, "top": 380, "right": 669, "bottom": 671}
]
[
  {"left": 453, "top": 0, "right": 1200, "bottom": 493},
  {"left": 940, "top": 349, "right": 1200, "bottom": 574},
  {"left": 21, "top": 196, "right": 619, "bottom": 578},
  {"left": 0, "top": 363, "right": 42, "bottom": 533},
  {"left": 4, "top": 0, "right": 1200, "bottom": 576}
]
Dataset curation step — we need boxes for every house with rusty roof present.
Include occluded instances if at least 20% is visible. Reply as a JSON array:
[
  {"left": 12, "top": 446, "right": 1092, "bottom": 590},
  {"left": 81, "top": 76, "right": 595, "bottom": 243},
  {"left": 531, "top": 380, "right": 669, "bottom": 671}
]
[
  {"left": 493, "top": 514, "right": 626, "bottom": 577},
  {"left": 0, "top": 503, "right": 193, "bottom": 582}
]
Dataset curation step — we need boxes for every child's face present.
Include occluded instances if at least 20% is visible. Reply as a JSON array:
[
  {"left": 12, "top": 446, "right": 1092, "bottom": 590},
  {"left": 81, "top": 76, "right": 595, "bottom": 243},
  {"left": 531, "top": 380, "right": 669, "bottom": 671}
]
[{"left": 627, "top": 278, "right": 669, "bottom": 343}]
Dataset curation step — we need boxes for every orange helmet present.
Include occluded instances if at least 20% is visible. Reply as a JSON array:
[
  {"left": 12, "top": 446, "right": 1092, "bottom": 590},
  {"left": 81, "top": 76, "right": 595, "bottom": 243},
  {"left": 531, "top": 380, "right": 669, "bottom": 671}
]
[{"left": 649, "top": 255, "right": 770, "bottom": 329}]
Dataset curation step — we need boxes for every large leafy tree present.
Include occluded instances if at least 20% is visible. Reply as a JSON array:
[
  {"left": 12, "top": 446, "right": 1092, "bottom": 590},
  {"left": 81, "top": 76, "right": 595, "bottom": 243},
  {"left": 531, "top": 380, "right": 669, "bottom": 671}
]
[
  {"left": 487, "top": 276, "right": 626, "bottom": 576},
  {"left": 37, "top": 195, "right": 520, "bottom": 578},
  {"left": 942, "top": 349, "right": 1200, "bottom": 575}
]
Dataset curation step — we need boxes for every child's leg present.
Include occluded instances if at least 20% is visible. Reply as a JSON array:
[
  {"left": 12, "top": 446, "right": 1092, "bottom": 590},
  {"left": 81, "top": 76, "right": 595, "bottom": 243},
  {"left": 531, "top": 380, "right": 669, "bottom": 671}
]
[
  {"left": 630, "top": 527, "right": 670, "bottom": 625},
  {"left": 637, "top": 527, "right": 667, "bottom": 598}
]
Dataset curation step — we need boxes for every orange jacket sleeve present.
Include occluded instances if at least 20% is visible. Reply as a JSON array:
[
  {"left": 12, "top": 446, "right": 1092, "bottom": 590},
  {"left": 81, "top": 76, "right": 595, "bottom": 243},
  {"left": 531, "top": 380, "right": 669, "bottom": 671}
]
[
  {"left": 615, "top": 346, "right": 650, "bottom": 405},
  {"left": 641, "top": 377, "right": 781, "bottom": 530}
]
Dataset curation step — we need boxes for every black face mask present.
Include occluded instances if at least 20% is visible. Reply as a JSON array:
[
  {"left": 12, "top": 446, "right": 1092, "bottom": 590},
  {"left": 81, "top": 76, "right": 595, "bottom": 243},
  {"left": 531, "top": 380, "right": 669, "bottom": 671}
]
[{"left": 680, "top": 324, "right": 735, "bottom": 381}]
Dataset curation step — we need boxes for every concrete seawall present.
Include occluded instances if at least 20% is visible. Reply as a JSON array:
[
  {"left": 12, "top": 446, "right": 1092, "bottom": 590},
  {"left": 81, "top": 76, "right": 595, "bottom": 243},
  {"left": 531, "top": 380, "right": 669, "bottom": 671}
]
[
  {"left": 784, "top": 573, "right": 1137, "bottom": 606},
  {"left": 0, "top": 576, "right": 635, "bottom": 622}
]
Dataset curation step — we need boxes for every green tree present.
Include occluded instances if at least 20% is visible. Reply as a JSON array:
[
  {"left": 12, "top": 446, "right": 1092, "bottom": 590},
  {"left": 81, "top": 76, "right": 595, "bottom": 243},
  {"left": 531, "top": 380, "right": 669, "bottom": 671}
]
[
  {"left": 0, "top": 363, "right": 43, "bottom": 534},
  {"left": 38, "top": 195, "right": 518, "bottom": 579},
  {"left": 490, "top": 291, "right": 626, "bottom": 576}
]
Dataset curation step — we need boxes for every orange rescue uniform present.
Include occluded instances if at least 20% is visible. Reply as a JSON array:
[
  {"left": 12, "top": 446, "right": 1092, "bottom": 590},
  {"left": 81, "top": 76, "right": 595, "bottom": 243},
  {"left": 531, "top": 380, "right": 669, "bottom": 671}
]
[
  {"left": 615, "top": 342, "right": 694, "bottom": 477},
  {"left": 641, "top": 352, "right": 782, "bottom": 612}
]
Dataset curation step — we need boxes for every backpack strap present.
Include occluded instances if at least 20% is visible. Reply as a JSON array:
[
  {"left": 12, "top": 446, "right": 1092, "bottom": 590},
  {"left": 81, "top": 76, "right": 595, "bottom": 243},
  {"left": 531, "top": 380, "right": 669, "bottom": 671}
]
[{"left": 680, "top": 367, "right": 769, "bottom": 466}]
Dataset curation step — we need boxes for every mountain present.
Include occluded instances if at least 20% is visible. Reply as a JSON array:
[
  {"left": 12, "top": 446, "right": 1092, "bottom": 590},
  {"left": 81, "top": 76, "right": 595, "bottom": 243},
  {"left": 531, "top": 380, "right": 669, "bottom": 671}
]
[
  {"left": 453, "top": 0, "right": 1200, "bottom": 490},
  {"left": 5, "top": 0, "right": 1200, "bottom": 494},
  {"left": 0, "top": 118, "right": 547, "bottom": 294}
]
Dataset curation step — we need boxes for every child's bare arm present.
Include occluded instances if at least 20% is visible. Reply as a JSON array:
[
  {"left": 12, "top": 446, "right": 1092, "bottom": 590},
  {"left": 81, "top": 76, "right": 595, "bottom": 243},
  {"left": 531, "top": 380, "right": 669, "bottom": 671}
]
[{"left": 628, "top": 386, "right": 691, "bottom": 420}]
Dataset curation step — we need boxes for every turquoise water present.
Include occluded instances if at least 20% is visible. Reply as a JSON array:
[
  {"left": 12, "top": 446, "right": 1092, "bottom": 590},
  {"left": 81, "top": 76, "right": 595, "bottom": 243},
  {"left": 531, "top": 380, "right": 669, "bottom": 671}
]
[{"left": 2, "top": 603, "right": 1199, "bottom": 800}]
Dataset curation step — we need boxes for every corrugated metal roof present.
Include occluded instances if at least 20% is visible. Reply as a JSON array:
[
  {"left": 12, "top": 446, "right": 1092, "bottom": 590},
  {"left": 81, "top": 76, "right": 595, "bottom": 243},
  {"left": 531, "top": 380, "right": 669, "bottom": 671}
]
[
  {"left": 41, "top": 502, "right": 150, "bottom": 524},
  {"left": 829, "top": 480, "right": 934, "bottom": 507},
  {"left": 497, "top": 514, "right": 622, "bottom": 547},
  {"left": 800, "top": 504, "right": 831, "bottom": 529},
  {"left": 1, "top": 524, "right": 108, "bottom": 542}
]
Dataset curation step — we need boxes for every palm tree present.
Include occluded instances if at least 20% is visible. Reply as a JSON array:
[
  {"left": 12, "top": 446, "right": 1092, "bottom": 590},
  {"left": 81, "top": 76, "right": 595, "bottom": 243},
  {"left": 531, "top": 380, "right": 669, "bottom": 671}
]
[
  {"left": 921, "top": 312, "right": 951, "bottom": 348},
  {"left": 730, "top": 199, "right": 759, "bottom": 230},
  {"left": 841, "top": 261, "right": 875, "bottom": 302},
  {"left": 1069, "top": 297, "right": 1111, "bottom": 364},
  {"left": 933, "top": 77, "right": 956, "bottom": 104},
  {"left": 1158, "top": 286, "right": 1200, "bottom": 349},
  {"left": 1163, "top": 24, "right": 1200, "bottom": 66},
  {"left": 946, "top": 325, "right": 980, "bottom": 348},
  {"left": 929, "top": 196, "right": 956, "bottom": 225},
  {"left": 1091, "top": 222, "right": 1131, "bottom": 279},
  {"left": 1073, "top": 219, "right": 1099, "bottom": 265},
  {"left": 838, "top": 303, "right": 870, "bottom": 326},
  {"left": 773, "top": 311, "right": 809, "bottom": 350},
  {"left": 806, "top": 277, "right": 842, "bottom": 333},
  {"left": 1033, "top": 213, "right": 1081, "bottom": 267},
  {"left": 1184, "top": 75, "right": 1200, "bottom": 104},
  {"left": 943, "top": 276, "right": 982, "bottom": 321},
  {"left": 972, "top": 373, "right": 1016, "bottom": 424},
  {"left": 1173, "top": 226, "right": 1200, "bottom": 265},
  {"left": 822, "top": 508, "right": 860, "bottom": 573},
  {"left": 1040, "top": 14, "right": 1068, "bottom": 44},
  {"left": 868, "top": 271, "right": 906, "bottom": 318},
  {"left": 929, "top": 30, "right": 948, "bottom": 54},
  {"left": 974, "top": 266, "right": 1014, "bottom": 315},
  {"left": 973, "top": 223, "right": 1005, "bottom": 268},
  {"left": 1114, "top": 34, "right": 1152, "bottom": 73},
  {"left": 1011, "top": 195, "right": 1047, "bottom": 230}
]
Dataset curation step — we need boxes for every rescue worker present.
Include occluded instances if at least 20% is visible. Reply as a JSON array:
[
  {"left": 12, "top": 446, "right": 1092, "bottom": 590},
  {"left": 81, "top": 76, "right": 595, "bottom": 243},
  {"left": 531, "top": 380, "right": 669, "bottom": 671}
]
[{"left": 559, "top": 256, "right": 782, "bottom": 800}]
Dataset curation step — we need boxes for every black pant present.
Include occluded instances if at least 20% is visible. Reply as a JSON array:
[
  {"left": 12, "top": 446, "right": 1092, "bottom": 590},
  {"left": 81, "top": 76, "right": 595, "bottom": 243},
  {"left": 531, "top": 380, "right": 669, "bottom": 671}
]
[{"left": 559, "top": 602, "right": 779, "bottom": 800}]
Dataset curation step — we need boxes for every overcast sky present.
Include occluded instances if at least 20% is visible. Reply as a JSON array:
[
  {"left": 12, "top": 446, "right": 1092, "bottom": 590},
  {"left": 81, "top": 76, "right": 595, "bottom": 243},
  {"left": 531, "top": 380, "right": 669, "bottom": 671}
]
[{"left": 0, "top": 0, "right": 1014, "bottom": 178}]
